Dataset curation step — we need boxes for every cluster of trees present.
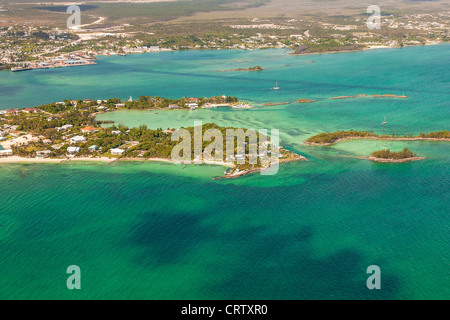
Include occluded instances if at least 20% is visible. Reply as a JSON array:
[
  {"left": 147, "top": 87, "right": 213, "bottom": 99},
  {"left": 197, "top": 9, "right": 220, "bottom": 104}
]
[
  {"left": 370, "top": 148, "right": 416, "bottom": 159},
  {"left": 12, "top": 110, "right": 93, "bottom": 135},
  {"left": 418, "top": 131, "right": 449, "bottom": 139},
  {"left": 0, "top": 63, "right": 11, "bottom": 70},
  {"left": 124, "top": 123, "right": 264, "bottom": 160},
  {"left": 124, "top": 95, "right": 238, "bottom": 110}
]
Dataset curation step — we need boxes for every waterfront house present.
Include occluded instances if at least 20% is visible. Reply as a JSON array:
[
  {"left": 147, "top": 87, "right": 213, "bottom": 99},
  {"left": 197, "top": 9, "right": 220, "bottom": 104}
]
[
  {"left": 69, "top": 100, "right": 78, "bottom": 107},
  {"left": 67, "top": 147, "right": 81, "bottom": 153},
  {"left": 70, "top": 136, "right": 86, "bottom": 144},
  {"left": 80, "top": 126, "right": 97, "bottom": 134},
  {"left": 0, "top": 149, "right": 13, "bottom": 156},
  {"left": 110, "top": 148, "right": 125, "bottom": 155},
  {"left": 115, "top": 103, "right": 125, "bottom": 108},
  {"left": 88, "top": 145, "right": 98, "bottom": 152},
  {"left": 23, "top": 108, "right": 38, "bottom": 113},
  {"left": 169, "top": 104, "right": 179, "bottom": 109},
  {"left": 188, "top": 103, "right": 198, "bottom": 109},
  {"left": 6, "top": 109, "right": 19, "bottom": 115},
  {"left": 111, "top": 130, "right": 121, "bottom": 135}
]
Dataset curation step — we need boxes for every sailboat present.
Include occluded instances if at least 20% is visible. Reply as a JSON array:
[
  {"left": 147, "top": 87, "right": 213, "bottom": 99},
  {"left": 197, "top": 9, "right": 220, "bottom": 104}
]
[
  {"left": 382, "top": 115, "right": 387, "bottom": 125},
  {"left": 272, "top": 81, "right": 280, "bottom": 90}
]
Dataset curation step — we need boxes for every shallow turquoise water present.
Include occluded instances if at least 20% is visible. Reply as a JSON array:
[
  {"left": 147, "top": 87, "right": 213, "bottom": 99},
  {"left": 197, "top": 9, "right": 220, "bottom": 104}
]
[{"left": 0, "top": 45, "right": 449, "bottom": 299}]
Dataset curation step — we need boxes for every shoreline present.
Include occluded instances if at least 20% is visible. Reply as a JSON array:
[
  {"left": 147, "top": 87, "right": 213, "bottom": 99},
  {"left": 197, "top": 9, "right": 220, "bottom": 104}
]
[
  {"left": 0, "top": 156, "right": 235, "bottom": 168},
  {"left": 0, "top": 155, "right": 305, "bottom": 180},
  {"left": 214, "top": 156, "right": 308, "bottom": 180},
  {"left": 0, "top": 156, "right": 115, "bottom": 164},
  {"left": 289, "top": 42, "right": 447, "bottom": 57},
  {"left": 5, "top": 42, "right": 448, "bottom": 76}
]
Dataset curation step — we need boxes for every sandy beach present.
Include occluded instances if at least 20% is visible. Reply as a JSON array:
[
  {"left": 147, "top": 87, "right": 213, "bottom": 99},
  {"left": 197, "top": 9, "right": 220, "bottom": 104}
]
[
  {"left": 0, "top": 156, "right": 115, "bottom": 164},
  {"left": 0, "top": 156, "right": 235, "bottom": 167}
]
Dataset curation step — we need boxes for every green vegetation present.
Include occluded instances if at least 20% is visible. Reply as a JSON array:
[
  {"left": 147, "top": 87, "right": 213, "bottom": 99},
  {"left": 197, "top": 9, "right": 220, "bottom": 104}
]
[
  {"left": 0, "top": 63, "right": 11, "bottom": 70},
  {"left": 306, "top": 130, "right": 450, "bottom": 145},
  {"left": 418, "top": 131, "right": 450, "bottom": 139},
  {"left": 306, "top": 130, "right": 378, "bottom": 144},
  {"left": 370, "top": 148, "right": 416, "bottom": 159}
]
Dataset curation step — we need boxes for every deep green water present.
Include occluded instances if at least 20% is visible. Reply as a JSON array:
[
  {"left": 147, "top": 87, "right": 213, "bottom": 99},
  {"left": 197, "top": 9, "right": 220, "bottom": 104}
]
[{"left": 0, "top": 45, "right": 449, "bottom": 299}]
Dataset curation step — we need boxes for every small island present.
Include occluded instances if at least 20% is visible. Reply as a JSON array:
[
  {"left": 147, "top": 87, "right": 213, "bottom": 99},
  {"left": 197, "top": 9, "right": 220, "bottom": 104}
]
[
  {"left": 218, "top": 66, "right": 264, "bottom": 72},
  {"left": 262, "top": 102, "right": 291, "bottom": 106},
  {"left": 330, "top": 94, "right": 367, "bottom": 100},
  {"left": 296, "top": 98, "right": 317, "bottom": 103},
  {"left": 373, "top": 94, "right": 408, "bottom": 99},
  {"left": 357, "top": 148, "right": 425, "bottom": 163}
]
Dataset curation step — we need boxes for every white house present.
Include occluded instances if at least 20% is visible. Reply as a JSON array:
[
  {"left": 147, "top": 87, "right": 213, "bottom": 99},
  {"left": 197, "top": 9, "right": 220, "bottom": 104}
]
[
  {"left": 70, "top": 136, "right": 86, "bottom": 144},
  {"left": 61, "top": 124, "right": 73, "bottom": 130},
  {"left": 67, "top": 147, "right": 81, "bottom": 153},
  {"left": 0, "top": 149, "right": 13, "bottom": 156},
  {"left": 110, "top": 148, "right": 125, "bottom": 155}
]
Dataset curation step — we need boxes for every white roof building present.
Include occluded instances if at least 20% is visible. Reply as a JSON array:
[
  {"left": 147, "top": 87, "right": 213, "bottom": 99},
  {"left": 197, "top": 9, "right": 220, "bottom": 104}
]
[
  {"left": 0, "top": 149, "right": 13, "bottom": 156},
  {"left": 70, "top": 136, "right": 86, "bottom": 144},
  {"left": 67, "top": 147, "right": 81, "bottom": 153},
  {"left": 110, "top": 148, "right": 125, "bottom": 155}
]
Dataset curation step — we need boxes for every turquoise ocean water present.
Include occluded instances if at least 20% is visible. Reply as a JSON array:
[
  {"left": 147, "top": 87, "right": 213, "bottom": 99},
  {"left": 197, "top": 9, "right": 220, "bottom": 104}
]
[{"left": 0, "top": 45, "right": 449, "bottom": 299}]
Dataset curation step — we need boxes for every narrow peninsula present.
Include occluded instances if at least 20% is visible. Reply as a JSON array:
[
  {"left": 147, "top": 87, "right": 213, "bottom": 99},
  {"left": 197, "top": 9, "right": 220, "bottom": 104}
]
[{"left": 0, "top": 97, "right": 306, "bottom": 179}]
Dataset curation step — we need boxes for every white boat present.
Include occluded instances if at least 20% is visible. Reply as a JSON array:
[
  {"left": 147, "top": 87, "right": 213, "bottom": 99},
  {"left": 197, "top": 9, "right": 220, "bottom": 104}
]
[
  {"left": 382, "top": 115, "right": 387, "bottom": 125},
  {"left": 272, "top": 81, "right": 280, "bottom": 90}
]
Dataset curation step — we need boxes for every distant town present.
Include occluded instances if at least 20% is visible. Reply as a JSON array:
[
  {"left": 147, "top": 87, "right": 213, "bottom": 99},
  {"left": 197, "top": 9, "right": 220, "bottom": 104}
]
[{"left": 1, "top": 12, "right": 448, "bottom": 71}]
